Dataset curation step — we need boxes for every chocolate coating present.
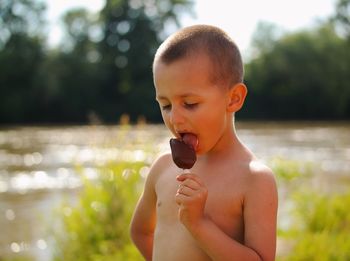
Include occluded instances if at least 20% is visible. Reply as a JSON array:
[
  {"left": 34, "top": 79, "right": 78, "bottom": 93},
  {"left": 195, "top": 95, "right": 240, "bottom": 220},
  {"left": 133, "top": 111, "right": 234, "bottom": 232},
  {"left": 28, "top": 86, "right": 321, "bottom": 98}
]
[{"left": 170, "top": 138, "right": 197, "bottom": 169}]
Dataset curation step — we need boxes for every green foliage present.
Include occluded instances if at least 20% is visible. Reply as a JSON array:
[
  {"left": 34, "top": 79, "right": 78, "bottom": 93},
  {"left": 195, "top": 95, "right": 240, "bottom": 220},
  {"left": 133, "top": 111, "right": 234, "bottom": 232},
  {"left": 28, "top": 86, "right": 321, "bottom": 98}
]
[
  {"left": 244, "top": 22, "right": 350, "bottom": 120},
  {"left": 278, "top": 191, "right": 350, "bottom": 261},
  {"left": 53, "top": 162, "right": 146, "bottom": 261},
  {"left": 1, "top": 0, "right": 350, "bottom": 123},
  {"left": 294, "top": 192, "right": 350, "bottom": 233},
  {"left": 273, "top": 159, "right": 350, "bottom": 260},
  {"left": 51, "top": 156, "right": 350, "bottom": 260},
  {"left": 0, "top": 33, "right": 47, "bottom": 123},
  {"left": 0, "top": 0, "right": 45, "bottom": 46},
  {"left": 0, "top": 0, "right": 193, "bottom": 124},
  {"left": 333, "top": 0, "right": 350, "bottom": 39},
  {"left": 272, "top": 158, "right": 312, "bottom": 182}
]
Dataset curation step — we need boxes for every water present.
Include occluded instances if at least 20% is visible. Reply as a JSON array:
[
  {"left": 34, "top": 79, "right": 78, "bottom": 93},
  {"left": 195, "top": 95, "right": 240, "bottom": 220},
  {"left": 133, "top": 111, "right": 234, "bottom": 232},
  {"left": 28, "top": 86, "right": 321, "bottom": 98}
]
[{"left": 0, "top": 122, "right": 349, "bottom": 260}]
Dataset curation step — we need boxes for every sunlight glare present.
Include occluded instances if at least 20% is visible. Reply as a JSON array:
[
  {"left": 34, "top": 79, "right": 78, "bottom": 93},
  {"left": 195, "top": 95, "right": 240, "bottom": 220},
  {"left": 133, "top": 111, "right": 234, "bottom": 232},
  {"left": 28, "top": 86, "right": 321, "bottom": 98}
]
[
  {"left": 37, "top": 239, "right": 48, "bottom": 250},
  {"left": 5, "top": 209, "right": 16, "bottom": 221}
]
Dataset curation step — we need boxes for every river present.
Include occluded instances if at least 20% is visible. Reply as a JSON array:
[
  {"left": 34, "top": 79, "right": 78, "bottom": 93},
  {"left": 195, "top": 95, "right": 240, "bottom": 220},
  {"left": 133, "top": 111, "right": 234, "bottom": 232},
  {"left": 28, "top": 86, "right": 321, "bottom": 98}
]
[{"left": 0, "top": 122, "right": 349, "bottom": 260}]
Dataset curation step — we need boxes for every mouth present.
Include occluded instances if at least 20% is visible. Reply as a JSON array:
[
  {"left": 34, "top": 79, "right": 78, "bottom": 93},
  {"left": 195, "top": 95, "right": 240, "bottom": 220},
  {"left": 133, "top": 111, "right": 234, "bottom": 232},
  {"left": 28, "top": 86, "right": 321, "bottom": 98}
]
[
  {"left": 179, "top": 132, "right": 186, "bottom": 139},
  {"left": 176, "top": 131, "right": 190, "bottom": 139},
  {"left": 177, "top": 132, "right": 198, "bottom": 150}
]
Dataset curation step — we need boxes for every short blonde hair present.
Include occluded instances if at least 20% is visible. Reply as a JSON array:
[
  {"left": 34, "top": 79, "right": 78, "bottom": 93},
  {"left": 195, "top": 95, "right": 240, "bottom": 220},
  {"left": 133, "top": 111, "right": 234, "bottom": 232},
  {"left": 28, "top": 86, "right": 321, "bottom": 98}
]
[{"left": 153, "top": 24, "right": 244, "bottom": 87}]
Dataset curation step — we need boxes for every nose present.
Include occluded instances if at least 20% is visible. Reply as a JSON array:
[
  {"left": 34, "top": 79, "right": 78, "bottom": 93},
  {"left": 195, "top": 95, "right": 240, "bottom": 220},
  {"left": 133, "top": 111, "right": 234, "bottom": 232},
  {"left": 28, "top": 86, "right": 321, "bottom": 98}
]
[{"left": 169, "top": 106, "right": 185, "bottom": 125}]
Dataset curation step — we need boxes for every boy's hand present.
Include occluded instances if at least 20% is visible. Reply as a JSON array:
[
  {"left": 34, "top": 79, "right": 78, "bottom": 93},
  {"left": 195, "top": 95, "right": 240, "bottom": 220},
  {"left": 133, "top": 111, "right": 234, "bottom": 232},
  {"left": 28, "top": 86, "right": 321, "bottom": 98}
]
[{"left": 175, "top": 173, "right": 208, "bottom": 232}]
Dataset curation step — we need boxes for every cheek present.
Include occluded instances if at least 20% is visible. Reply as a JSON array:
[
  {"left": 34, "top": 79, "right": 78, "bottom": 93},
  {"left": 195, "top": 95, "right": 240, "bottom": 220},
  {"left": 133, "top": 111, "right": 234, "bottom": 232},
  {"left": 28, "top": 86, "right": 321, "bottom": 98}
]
[
  {"left": 200, "top": 106, "right": 228, "bottom": 136},
  {"left": 161, "top": 112, "right": 175, "bottom": 133},
  {"left": 161, "top": 111, "right": 169, "bottom": 125},
  {"left": 208, "top": 116, "right": 226, "bottom": 134},
  {"left": 201, "top": 104, "right": 226, "bottom": 124}
]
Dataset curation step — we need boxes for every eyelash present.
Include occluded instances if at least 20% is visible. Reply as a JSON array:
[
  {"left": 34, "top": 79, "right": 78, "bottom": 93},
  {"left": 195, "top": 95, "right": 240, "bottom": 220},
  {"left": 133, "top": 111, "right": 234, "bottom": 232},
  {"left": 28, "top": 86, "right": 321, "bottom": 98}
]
[
  {"left": 162, "top": 105, "right": 171, "bottom": 110},
  {"left": 184, "top": 103, "right": 198, "bottom": 109},
  {"left": 161, "top": 103, "right": 198, "bottom": 111}
]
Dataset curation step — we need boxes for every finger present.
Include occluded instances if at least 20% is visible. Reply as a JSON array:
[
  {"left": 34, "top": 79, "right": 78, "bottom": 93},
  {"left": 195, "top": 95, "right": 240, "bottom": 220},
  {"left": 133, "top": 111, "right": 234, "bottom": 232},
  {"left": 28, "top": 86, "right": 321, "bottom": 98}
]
[
  {"left": 179, "top": 178, "right": 201, "bottom": 191},
  {"left": 175, "top": 187, "right": 208, "bottom": 206},
  {"left": 175, "top": 193, "right": 186, "bottom": 205},
  {"left": 177, "top": 184, "right": 195, "bottom": 196},
  {"left": 176, "top": 173, "right": 204, "bottom": 186}
]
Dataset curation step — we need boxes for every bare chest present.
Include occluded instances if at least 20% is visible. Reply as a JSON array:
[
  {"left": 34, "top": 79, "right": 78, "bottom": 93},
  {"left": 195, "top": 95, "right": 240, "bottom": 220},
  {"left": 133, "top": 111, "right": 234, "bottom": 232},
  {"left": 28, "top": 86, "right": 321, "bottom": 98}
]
[{"left": 155, "top": 167, "right": 245, "bottom": 240}]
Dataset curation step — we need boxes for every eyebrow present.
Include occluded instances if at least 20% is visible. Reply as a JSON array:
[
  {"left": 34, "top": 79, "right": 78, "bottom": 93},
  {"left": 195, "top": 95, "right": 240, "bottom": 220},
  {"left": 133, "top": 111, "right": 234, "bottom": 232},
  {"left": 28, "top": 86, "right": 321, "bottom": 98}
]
[
  {"left": 156, "top": 92, "right": 200, "bottom": 101},
  {"left": 155, "top": 96, "right": 167, "bottom": 101}
]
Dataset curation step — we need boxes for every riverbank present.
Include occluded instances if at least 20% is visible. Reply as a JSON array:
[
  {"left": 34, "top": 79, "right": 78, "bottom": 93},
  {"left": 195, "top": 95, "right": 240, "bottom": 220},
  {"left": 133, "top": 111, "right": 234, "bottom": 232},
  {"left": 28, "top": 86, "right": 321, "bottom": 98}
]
[{"left": 1, "top": 122, "right": 349, "bottom": 260}]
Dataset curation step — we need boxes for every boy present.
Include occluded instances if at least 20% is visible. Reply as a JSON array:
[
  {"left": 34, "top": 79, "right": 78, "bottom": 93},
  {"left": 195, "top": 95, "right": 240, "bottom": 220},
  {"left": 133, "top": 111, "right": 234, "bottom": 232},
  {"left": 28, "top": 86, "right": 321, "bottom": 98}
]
[{"left": 130, "top": 25, "right": 278, "bottom": 261}]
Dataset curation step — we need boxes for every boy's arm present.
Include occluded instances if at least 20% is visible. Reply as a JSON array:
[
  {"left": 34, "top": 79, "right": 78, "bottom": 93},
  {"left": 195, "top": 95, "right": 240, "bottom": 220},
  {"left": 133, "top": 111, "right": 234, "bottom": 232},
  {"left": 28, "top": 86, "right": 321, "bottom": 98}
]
[
  {"left": 176, "top": 167, "right": 278, "bottom": 261},
  {"left": 242, "top": 166, "right": 278, "bottom": 261},
  {"left": 130, "top": 161, "right": 158, "bottom": 261}
]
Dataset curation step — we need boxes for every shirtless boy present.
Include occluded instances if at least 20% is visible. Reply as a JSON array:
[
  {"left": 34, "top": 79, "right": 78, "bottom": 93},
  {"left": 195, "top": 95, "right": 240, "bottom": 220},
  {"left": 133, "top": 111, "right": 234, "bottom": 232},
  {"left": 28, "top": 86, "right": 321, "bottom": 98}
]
[{"left": 130, "top": 24, "right": 278, "bottom": 261}]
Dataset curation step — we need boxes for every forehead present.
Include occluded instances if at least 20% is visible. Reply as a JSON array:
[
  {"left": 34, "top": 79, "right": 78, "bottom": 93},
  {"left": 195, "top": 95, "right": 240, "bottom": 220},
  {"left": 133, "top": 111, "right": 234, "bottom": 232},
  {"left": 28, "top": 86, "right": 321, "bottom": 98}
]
[
  {"left": 153, "top": 55, "right": 223, "bottom": 101},
  {"left": 154, "top": 54, "right": 212, "bottom": 86}
]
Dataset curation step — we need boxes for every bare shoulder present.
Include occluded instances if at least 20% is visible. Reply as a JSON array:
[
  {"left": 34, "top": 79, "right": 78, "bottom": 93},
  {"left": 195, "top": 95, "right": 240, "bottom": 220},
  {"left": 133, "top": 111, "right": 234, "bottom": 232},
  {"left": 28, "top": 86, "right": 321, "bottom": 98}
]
[
  {"left": 246, "top": 160, "right": 277, "bottom": 189},
  {"left": 242, "top": 159, "right": 278, "bottom": 215},
  {"left": 153, "top": 152, "right": 173, "bottom": 166},
  {"left": 135, "top": 152, "right": 173, "bottom": 205},
  {"left": 146, "top": 152, "right": 173, "bottom": 183},
  {"left": 235, "top": 143, "right": 276, "bottom": 190}
]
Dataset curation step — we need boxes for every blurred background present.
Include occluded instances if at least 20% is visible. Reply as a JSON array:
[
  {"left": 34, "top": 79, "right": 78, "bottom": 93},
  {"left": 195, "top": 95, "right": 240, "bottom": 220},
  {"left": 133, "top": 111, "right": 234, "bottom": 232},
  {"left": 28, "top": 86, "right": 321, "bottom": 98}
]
[{"left": 0, "top": 0, "right": 350, "bottom": 260}]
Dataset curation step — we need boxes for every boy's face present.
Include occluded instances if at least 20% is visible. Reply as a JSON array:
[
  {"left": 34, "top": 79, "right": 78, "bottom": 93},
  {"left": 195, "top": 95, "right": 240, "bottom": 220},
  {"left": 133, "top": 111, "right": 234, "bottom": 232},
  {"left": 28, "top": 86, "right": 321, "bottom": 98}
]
[{"left": 154, "top": 54, "right": 232, "bottom": 155}]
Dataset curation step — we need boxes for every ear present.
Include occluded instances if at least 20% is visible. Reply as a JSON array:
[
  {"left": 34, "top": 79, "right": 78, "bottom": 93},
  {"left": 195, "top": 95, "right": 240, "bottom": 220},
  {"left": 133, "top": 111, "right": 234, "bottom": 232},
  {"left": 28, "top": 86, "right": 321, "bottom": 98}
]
[{"left": 226, "top": 83, "right": 248, "bottom": 113}]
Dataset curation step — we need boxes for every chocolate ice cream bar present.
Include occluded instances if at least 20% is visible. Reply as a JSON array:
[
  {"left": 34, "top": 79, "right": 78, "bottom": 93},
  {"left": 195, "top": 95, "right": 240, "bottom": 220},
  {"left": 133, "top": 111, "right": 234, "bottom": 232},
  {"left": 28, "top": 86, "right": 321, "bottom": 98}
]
[{"left": 170, "top": 138, "right": 196, "bottom": 169}]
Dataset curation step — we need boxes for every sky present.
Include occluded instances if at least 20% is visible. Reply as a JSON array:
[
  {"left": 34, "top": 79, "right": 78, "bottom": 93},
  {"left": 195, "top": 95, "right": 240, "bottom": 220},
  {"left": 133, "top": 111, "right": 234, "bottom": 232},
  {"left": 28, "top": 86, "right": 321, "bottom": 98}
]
[{"left": 45, "top": 0, "right": 337, "bottom": 56}]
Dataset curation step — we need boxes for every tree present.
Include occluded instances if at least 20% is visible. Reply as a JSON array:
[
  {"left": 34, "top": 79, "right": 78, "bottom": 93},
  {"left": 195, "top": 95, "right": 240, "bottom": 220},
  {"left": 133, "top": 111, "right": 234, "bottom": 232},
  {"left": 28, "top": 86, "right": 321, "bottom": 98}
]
[
  {"left": 95, "top": 0, "right": 194, "bottom": 122},
  {"left": 0, "top": 0, "right": 47, "bottom": 123},
  {"left": 44, "top": 9, "right": 102, "bottom": 123},
  {"left": 0, "top": 0, "right": 193, "bottom": 124},
  {"left": 244, "top": 23, "right": 350, "bottom": 120},
  {"left": 249, "top": 21, "right": 283, "bottom": 60},
  {"left": 0, "top": 0, "right": 45, "bottom": 48},
  {"left": 48, "top": 0, "right": 193, "bottom": 123},
  {"left": 333, "top": 0, "right": 350, "bottom": 39}
]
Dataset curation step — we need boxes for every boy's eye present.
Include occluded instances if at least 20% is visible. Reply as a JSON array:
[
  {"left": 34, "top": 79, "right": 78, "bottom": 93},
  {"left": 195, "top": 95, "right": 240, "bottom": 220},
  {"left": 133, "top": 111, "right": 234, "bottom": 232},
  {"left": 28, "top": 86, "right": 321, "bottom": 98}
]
[
  {"left": 184, "top": 102, "right": 198, "bottom": 109},
  {"left": 160, "top": 102, "right": 198, "bottom": 111},
  {"left": 161, "top": 104, "right": 171, "bottom": 110}
]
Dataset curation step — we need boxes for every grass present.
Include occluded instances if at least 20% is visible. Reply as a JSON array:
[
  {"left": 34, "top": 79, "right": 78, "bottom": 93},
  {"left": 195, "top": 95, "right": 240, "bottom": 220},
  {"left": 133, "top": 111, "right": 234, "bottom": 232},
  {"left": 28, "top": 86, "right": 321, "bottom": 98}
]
[
  {"left": 52, "top": 162, "right": 145, "bottom": 261},
  {"left": 51, "top": 158, "right": 350, "bottom": 260},
  {"left": 274, "top": 158, "right": 350, "bottom": 261}
]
